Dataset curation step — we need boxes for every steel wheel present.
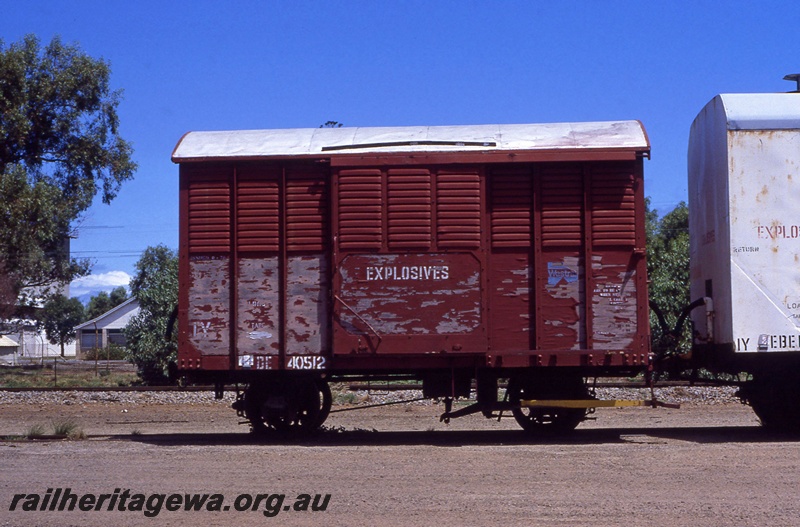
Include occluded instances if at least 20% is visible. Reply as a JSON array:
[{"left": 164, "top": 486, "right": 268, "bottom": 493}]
[
  {"left": 743, "top": 375, "right": 800, "bottom": 432},
  {"left": 507, "top": 374, "right": 589, "bottom": 433},
  {"left": 244, "top": 377, "right": 327, "bottom": 435},
  {"left": 316, "top": 379, "right": 332, "bottom": 427},
  {"left": 243, "top": 384, "right": 269, "bottom": 434}
]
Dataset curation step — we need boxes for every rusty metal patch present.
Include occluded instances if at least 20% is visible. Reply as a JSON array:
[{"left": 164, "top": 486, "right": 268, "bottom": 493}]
[
  {"left": 591, "top": 256, "right": 637, "bottom": 350},
  {"left": 237, "top": 257, "right": 280, "bottom": 355},
  {"left": 188, "top": 257, "right": 230, "bottom": 355},
  {"left": 236, "top": 255, "right": 330, "bottom": 360},
  {"left": 488, "top": 253, "right": 532, "bottom": 351},
  {"left": 543, "top": 257, "right": 586, "bottom": 350},
  {"left": 337, "top": 253, "right": 481, "bottom": 335},
  {"left": 286, "top": 254, "right": 329, "bottom": 355}
]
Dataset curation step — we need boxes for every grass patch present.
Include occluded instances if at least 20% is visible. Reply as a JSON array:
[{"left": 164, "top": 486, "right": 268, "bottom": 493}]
[
  {"left": 25, "top": 423, "right": 47, "bottom": 439},
  {"left": 333, "top": 391, "right": 360, "bottom": 405},
  {"left": 22, "top": 420, "right": 86, "bottom": 440},
  {"left": 330, "top": 383, "right": 360, "bottom": 405},
  {"left": 2, "top": 434, "right": 28, "bottom": 441},
  {"left": 82, "top": 345, "right": 128, "bottom": 361},
  {"left": 0, "top": 364, "right": 139, "bottom": 389},
  {"left": 51, "top": 419, "right": 86, "bottom": 439}
]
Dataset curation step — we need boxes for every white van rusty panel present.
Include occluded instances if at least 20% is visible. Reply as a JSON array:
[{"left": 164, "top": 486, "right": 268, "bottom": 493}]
[
  {"left": 188, "top": 257, "right": 230, "bottom": 355},
  {"left": 728, "top": 129, "right": 800, "bottom": 352},
  {"left": 690, "top": 94, "right": 800, "bottom": 351},
  {"left": 689, "top": 95, "right": 734, "bottom": 344}
]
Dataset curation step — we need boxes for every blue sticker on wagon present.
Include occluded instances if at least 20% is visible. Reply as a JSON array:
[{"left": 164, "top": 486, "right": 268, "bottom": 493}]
[{"left": 547, "top": 263, "right": 579, "bottom": 286}]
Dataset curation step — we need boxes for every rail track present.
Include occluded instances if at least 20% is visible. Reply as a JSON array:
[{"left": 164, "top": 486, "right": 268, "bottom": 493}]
[
  {"left": 0, "top": 379, "right": 734, "bottom": 393},
  {"left": 1, "top": 360, "right": 740, "bottom": 394}
]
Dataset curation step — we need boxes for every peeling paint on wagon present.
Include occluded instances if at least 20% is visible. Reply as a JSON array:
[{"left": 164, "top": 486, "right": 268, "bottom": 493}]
[
  {"left": 234, "top": 255, "right": 329, "bottom": 358},
  {"left": 285, "top": 255, "right": 329, "bottom": 355},
  {"left": 337, "top": 253, "right": 482, "bottom": 337},
  {"left": 188, "top": 258, "right": 230, "bottom": 356},
  {"left": 543, "top": 257, "right": 585, "bottom": 349},
  {"left": 237, "top": 257, "right": 279, "bottom": 355},
  {"left": 590, "top": 262, "right": 638, "bottom": 350}
]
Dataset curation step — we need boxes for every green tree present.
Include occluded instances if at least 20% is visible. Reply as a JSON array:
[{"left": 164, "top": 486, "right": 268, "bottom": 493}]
[
  {"left": 39, "top": 294, "right": 85, "bottom": 357},
  {"left": 646, "top": 199, "right": 691, "bottom": 354},
  {"left": 85, "top": 286, "right": 128, "bottom": 320},
  {"left": 0, "top": 34, "right": 136, "bottom": 311},
  {"left": 0, "top": 166, "right": 89, "bottom": 308},
  {"left": 124, "top": 245, "right": 178, "bottom": 384},
  {"left": 109, "top": 285, "right": 128, "bottom": 305}
]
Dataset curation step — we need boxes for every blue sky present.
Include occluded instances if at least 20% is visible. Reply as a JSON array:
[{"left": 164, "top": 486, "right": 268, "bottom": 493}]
[{"left": 3, "top": 1, "right": 799, "bottom": 299}]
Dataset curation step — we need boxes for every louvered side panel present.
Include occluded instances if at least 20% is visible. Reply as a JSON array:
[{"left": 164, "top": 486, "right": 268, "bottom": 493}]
[
  {"left": 591, "top": 166, "right": 636, "bottom": 247},
  {"left": 182, "top": 166, "right": 232, "bottom": 365},
  {"left": 337, "top": 169, "right": 383, "bottom": 250},
  {"left": 235, "top": 167, "right": 279, "bottom": 362},
  {"left": 490, "top": 168, "right": 532, "bottom": 249},
  {"left": 188, "top": 175, "right": 231, "bottom": 254},
  {"left": 388, "top": 168, "right": 431, "bottom": 250},
  {"left": 488, "top": 168, "right": 533, "bottom": 349},
  {"left": 540, "top": 167, "right": 583, "bottom": 248},
  {"left": 287, "top": 168, "right": 329, "bottom": 252},
  {"left": 236, "top": 167, "right": 279, "bottom": 253},
  {"left": 437, "top": 169, "right": 481, "bottom": 249}
]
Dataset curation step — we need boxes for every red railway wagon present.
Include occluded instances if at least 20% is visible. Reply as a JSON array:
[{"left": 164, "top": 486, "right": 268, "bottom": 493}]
[{"left": 171, "top": 121, "right": 651, "bottom": 433}]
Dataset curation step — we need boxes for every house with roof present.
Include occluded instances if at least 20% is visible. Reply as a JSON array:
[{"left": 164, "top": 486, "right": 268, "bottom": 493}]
[
  {"left": 1, "top": 318, "right": 73, "bottom": 360},
  {"left": 74, "top": 298, "right": 140, "bottom": 358},
  {"left": 1, "top": 238, "right": 85, "bottom": 360},
  {"left": 0, "top": 335, "right": 20, "bottom": 365}
]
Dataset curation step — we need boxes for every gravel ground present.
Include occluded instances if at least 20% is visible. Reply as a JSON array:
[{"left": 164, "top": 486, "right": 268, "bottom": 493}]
[{"left": 2, "top": 384, "right": 795, "bottom": 527}]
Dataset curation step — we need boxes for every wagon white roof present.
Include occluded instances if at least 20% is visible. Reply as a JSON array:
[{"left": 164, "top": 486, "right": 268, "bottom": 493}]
[
  {"left": 172, "top": 121, "right": 649, "bottom": 162},
  {"left": 718, "top": 93, "right": 800, "bottom": 130}
]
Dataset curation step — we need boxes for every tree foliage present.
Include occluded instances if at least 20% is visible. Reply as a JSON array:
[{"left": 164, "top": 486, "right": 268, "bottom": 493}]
[
  {"left": 646, "top": 199, "right": 691, "bottom": 354},
  {"left": 0, "top": 34, "right": 136, "bottom": 311},
  {"left": 124, "top": 245, "right": 178, "bottom": 384},
  {"left": 38, "top": 294, "right": 84, "bottom": 356},
  {"left": 0, "top": 165, "right": 89, "bottom": 306},
  {"left": 85, "top": 286, "right": 128, "bottom": 321}
]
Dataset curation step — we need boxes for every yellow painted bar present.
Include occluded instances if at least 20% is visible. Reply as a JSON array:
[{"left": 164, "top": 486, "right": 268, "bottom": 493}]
[{"left": 520, "top": 399, "right": 679, "bottom": 409}]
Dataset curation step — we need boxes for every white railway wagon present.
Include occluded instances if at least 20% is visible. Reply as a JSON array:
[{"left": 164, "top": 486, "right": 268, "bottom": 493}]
[{"left": 689, "top": 91, "right": 800, "bottom": 428}]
